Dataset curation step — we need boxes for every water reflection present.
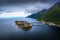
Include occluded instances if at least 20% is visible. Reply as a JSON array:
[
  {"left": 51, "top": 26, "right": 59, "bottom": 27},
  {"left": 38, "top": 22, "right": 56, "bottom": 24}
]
[{"left": 15, "top": 21, "right": 32, "bottom": 31}]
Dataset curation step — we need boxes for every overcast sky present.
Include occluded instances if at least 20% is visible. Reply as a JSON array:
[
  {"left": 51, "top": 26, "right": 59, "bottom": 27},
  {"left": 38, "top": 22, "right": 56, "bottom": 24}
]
[
  {"left": 0, "top": 0, "right": 60, "bottom": 18},
  {"left": 0, "top": 0, "right": 59, "bottom": 3}
]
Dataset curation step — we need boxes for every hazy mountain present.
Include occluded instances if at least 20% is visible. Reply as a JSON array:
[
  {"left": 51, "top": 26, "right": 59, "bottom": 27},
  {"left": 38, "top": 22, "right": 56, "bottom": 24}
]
[
  {"left": 28, "top": 2, "right": 60, "bottom": 25},
  {"left": 39, "top": 2, "right": 60, "bottom": 25},
  {"left": 28, "top": 9, "right": 48, "bottom": 18}
]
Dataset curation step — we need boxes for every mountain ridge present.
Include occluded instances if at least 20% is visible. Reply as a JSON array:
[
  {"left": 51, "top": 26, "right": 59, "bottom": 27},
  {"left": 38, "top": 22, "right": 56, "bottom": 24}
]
[{"left": 28, "top": 2, "right": 60, "bottom": 26}]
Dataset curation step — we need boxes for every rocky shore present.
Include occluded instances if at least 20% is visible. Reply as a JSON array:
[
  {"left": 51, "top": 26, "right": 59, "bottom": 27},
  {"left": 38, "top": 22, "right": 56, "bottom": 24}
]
[{"left": 41, "top": 20, "right": 60, "bottom": 27}]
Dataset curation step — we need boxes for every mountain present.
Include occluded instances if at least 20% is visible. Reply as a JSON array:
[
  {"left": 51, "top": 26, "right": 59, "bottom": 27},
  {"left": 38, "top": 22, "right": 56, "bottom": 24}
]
[
  {"left": 28, "top": 9, "right": 48, "bottom": 19},
  {"left": 28, "top": 2, "right": 60, "bottom": 25},
  {"left": 39, "top": 2, "right": 60, "bottom": 25}
]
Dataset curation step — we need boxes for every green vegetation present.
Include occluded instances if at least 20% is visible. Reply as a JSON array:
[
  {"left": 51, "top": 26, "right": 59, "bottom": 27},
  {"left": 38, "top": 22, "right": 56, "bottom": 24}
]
[
  {"left": 28, "top": 2, "right": 60, "bottom": 25},
  {"left": 39, "top": 2, "right": 60, "bottom": 25},
  {"left": 28, "top": 9, "right": 48, "bottom": 19}
]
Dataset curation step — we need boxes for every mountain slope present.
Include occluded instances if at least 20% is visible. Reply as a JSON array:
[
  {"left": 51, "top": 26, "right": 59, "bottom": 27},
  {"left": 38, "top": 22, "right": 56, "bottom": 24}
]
[
  {"left": 38, "top": 2, "right": 60, "bottom": 25},
  {"left": 28, "top": 2, "right": 60, "bottom": 25},
  {"left": 28, "top": 9, "right": 48, "bottom": 19}
]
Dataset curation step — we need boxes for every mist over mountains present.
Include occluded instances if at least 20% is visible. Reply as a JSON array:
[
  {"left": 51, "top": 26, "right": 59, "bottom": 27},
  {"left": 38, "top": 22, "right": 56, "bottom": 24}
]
[
  {"left": 0, "top": 0, "right": 60, "bottom": 18},
  {"left": 28, "top": 2, "right": 60, "bottom": 26}
]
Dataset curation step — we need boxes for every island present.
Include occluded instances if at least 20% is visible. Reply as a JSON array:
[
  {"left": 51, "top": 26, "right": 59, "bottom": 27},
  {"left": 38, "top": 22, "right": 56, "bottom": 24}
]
[{"left": 15, "top": 21, "right": 32, "bottom": 31}]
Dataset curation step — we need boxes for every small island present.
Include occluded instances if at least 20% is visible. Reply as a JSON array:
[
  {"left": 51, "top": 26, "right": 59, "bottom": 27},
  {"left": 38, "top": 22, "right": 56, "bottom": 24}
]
[{"left": 15, "top": 21, "right": 32, "bottom": 31}]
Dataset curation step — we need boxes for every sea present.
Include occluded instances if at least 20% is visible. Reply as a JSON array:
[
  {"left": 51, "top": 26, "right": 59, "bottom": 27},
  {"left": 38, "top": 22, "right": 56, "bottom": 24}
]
[{"left": 0, "top": 17, "right": 60, "bottom": 40}]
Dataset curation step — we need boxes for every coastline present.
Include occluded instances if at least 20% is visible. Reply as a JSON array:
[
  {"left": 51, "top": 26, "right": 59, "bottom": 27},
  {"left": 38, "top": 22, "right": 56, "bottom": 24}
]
[
  {"left": 41, "top": 20, "right": 60, "bottom": 27},
  {"left": 27, "top": 17, "right": 60, "bottom": 27}
]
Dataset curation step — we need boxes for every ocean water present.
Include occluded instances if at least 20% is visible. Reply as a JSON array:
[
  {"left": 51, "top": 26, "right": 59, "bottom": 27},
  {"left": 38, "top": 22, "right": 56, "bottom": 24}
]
[{"left": 0, "top": 17, "right": 60, "bottom": 40}]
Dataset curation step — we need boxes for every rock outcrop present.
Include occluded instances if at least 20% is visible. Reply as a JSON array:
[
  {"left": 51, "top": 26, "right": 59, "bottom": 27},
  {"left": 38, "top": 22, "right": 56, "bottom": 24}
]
[{"left": 15, "top": 21, "right": 32, "bottom": 31}]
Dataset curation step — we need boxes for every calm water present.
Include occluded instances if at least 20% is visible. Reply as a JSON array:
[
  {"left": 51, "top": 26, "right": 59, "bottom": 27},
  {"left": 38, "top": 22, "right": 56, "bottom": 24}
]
[{"left": 0, "top": 17, "right": 60, "bottom": 40}]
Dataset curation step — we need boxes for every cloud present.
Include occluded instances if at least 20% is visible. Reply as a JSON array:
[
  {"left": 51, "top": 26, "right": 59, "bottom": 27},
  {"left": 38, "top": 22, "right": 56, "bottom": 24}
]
[
  {"left": 0, "top": 2, "right": 52, "bottom": 18},
  {"left": 0, "top": 11, "right": 31, "bottom": 18},
  {"left": 0, "top": 0, "right": 60, "bottom": 4},
  {"left": 0, "top": 0, "right": 60, "bottom": 3}
]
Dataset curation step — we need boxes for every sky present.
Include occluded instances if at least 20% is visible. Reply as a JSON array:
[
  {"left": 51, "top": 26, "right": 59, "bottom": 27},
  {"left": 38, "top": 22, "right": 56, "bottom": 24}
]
[{"left": 0, "top": 0, "right": 60, "bottom": 18}]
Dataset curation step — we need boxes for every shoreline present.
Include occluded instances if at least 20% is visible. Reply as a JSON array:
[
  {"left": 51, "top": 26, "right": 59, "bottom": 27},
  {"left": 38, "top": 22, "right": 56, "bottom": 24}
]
[{"left": 41, "top": 20, "right": 60, "bottom": 27}]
